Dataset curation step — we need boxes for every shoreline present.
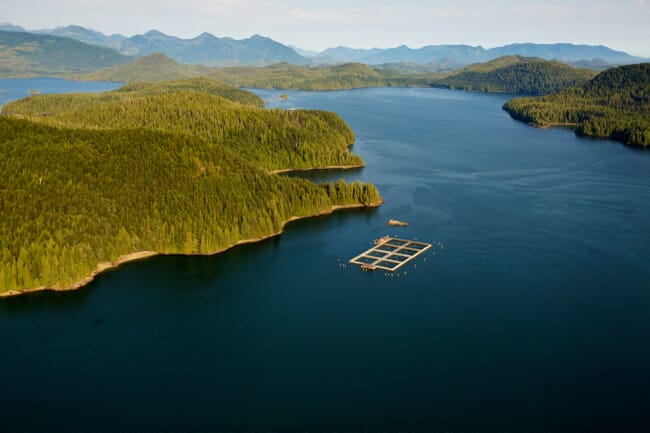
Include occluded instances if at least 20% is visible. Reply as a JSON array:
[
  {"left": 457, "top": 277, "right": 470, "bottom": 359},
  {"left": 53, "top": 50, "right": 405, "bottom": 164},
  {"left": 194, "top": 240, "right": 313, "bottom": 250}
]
[
  {"left": 0, "top": 201, "right": 382, "bottom": 299},
  {"left": 269, "top": 164, "right": 364, "bottom": 175},
  {"left": 532, "top": 121, "right": 579, "bottom": 129},
  {"left": 0, "top": 251, "right": 159, "bottom": 298}
]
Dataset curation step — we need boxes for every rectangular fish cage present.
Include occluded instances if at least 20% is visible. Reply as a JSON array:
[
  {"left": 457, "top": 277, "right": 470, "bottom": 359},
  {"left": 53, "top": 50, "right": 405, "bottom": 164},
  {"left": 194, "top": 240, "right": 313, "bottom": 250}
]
[{"left": 349, "top": 237, "right": 432, "bottom": 272}]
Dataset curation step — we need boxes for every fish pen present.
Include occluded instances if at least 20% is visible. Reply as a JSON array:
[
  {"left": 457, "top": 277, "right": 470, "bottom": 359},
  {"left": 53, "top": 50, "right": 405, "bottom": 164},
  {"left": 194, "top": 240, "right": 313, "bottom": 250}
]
[{"left": 349, "top": 237, "right": 432, "bottom": 272}]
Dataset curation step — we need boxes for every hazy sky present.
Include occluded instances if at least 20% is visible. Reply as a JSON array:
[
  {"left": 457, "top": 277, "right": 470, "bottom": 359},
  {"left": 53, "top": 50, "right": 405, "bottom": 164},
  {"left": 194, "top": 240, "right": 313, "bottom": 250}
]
[{"left": 4, "top": 0, "right": 650, "bottom": 56}]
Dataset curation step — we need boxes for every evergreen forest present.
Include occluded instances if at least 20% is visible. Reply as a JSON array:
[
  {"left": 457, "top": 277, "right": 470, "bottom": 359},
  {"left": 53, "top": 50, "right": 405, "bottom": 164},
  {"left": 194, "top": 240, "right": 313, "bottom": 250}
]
[
  {"left": 503, "top": 63, "right": 650, "bottom": 147},
  {"left": 3, "top": 77, "right": 363, "bottom": 171},
  {"left": 0, "top": 78, "right": 381, "bottom": 294},
  {"left": 430, "top": 56, "right": 596, "bottom": 95}
]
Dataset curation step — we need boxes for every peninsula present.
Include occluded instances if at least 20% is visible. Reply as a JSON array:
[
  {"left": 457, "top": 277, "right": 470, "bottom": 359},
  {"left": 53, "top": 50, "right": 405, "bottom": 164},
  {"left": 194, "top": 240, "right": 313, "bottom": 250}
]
[
  {"left": 503, "top": 63, "right": 650, "bottom": 147},
  {"left": 0, "top": 78, "right": 382, "bottom": 296}
]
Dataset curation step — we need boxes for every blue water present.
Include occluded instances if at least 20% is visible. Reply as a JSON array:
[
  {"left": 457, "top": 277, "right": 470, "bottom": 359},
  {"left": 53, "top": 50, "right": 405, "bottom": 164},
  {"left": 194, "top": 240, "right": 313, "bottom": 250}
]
[
  {"left": 0, "top": 78, "right": 122, "bottom": 109},
  {"left": 2, "top": 82, "right": 650, "bottom": 432}
]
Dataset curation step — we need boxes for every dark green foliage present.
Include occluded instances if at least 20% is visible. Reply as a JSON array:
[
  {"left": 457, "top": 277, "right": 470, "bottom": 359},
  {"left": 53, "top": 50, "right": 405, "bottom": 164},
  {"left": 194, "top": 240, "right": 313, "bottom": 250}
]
[
  {"left": 82, "top": 52, "right": 209, "bottom": 83},
  {"left": 0, "top": 30, "right": 131, "bottom": 77},
  {"left": 431, "top": 56, "right": 595, "bottom": 95},
  {"left": 221, "top": 57, "right": 594, "bottom": 93},
  {"left": 3, "top": 79, "right": 361, "bottom": 171},
  {"left": 0, "top": 80, "right": 380, "bottom": 292},
  {"left": 80, "top": 52, "right": 232, "bottom": 84},
  {"left": 503, "top": 63, "right": 650, "bottom": 147}
]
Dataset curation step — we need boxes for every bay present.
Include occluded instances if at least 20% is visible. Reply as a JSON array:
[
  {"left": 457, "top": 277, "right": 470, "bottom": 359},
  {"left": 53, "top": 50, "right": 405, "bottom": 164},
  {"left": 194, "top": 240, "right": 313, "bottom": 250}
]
[
  {"left": 2, "top": 82, "right": 650, "bottom": 432},
  {"left": 0, "top": 77, "right": 122, "bottom": 109}
]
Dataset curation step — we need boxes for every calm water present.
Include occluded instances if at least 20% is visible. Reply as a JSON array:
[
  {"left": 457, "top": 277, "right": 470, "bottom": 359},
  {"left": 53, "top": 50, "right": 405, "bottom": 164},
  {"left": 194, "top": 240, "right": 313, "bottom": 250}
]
[
  {"left": 2, "top": 82, "right": 650, "bottom": 432},
  {"left": 0, "top": 77, "right": 121, "bottom": 110}
]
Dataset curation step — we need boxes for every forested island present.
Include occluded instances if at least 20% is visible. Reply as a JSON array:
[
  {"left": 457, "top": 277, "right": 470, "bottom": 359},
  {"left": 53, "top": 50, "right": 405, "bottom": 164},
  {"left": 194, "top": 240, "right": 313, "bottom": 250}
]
[
  {"left": 503, "top": 63, "right": 650, "bottom": 147},
  {"left": 0, "top": 78, "right": 381, "bottom": 295}
]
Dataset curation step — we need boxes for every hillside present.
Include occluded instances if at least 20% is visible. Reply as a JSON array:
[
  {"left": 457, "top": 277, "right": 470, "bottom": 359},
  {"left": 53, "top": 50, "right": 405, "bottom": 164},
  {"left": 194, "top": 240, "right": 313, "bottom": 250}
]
[
  {"left": 80, "top": 54, "right": 425, "bottom": 90},
  {"left": 503, "top": 63, "right": 650, "bottom": 147},
  {"left": 114, "top": 76, "right": 265, "bottom": 107},
  {"left": 0, "top": 30, "right": 131, "bottom": 77},
  {"left": 82, "top": 53, "right": 593, "bottom": 94},
  {"left": 81, "top": 52, "right": 212, "bottom": 82},
  {"left": 211, "top": 62, "right": 391, "bottom": 90},
  {"left": 213, "top": 62, "right": 455, "bottom": 90},
  {"left": 431, "top": 56, "right": 596, "bottom": 95},
  {"left": 3, "top": 78, "right": 361, "bottom": 171},
  {"left": 0, "top": 79, "right": 380, "bottom": 294}
]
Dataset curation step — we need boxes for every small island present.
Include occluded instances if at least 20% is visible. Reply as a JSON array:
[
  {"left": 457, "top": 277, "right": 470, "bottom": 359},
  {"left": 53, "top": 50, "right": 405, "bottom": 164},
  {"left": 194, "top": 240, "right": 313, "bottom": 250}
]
[{"left": 388, "top": 219, "right": 408, "bottom": 227}]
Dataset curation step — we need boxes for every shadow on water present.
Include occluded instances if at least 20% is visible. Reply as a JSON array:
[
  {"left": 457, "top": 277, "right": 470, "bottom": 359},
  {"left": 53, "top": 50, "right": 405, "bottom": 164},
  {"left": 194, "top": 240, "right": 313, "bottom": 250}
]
[
  {"left": 281, "top": 165, "right": 365, "bottom": 183},
  {"left": 1, "top": 204, "right": 379, "bottom": 316},
  {"left": 0, "top": 283, "right": 94, "bottom": 316}
]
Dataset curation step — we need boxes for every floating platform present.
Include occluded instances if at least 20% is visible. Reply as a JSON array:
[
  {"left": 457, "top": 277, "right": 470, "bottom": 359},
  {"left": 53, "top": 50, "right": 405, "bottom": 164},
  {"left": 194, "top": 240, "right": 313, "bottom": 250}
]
[{"left": 349, "top": 237, "right": 432, "bottom": 272}]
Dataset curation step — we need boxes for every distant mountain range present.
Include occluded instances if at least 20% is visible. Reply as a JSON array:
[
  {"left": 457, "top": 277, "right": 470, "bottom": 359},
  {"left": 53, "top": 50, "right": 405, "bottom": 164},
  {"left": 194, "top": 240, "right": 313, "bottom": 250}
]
[
  {"left": 318, "top": 43, "right": 643, "bottom": 66},
  {"left": 0, "top": 22, "right": 646, "bottom": 68},
  {"left": 0, "top": 23, "right": 305, "bottom": 67}
]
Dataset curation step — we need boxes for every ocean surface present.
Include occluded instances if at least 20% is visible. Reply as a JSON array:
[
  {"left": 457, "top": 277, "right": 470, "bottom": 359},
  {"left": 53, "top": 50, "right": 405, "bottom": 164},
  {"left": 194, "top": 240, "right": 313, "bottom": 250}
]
[{"left": 2, "top": 80, "right": 650, "bottom": 432}]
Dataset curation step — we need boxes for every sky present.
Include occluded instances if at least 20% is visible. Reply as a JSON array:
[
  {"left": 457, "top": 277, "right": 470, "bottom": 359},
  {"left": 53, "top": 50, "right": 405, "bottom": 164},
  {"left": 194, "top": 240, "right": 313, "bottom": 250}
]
[{"left": 3, "top": 0, "right": 650, "bottom": 56}]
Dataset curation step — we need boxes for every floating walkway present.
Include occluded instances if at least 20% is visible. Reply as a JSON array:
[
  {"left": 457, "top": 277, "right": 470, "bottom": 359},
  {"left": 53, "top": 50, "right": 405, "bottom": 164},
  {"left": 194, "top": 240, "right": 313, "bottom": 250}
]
[{"left": 349, "top": 236, "right": 432, "bottom": 272}]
